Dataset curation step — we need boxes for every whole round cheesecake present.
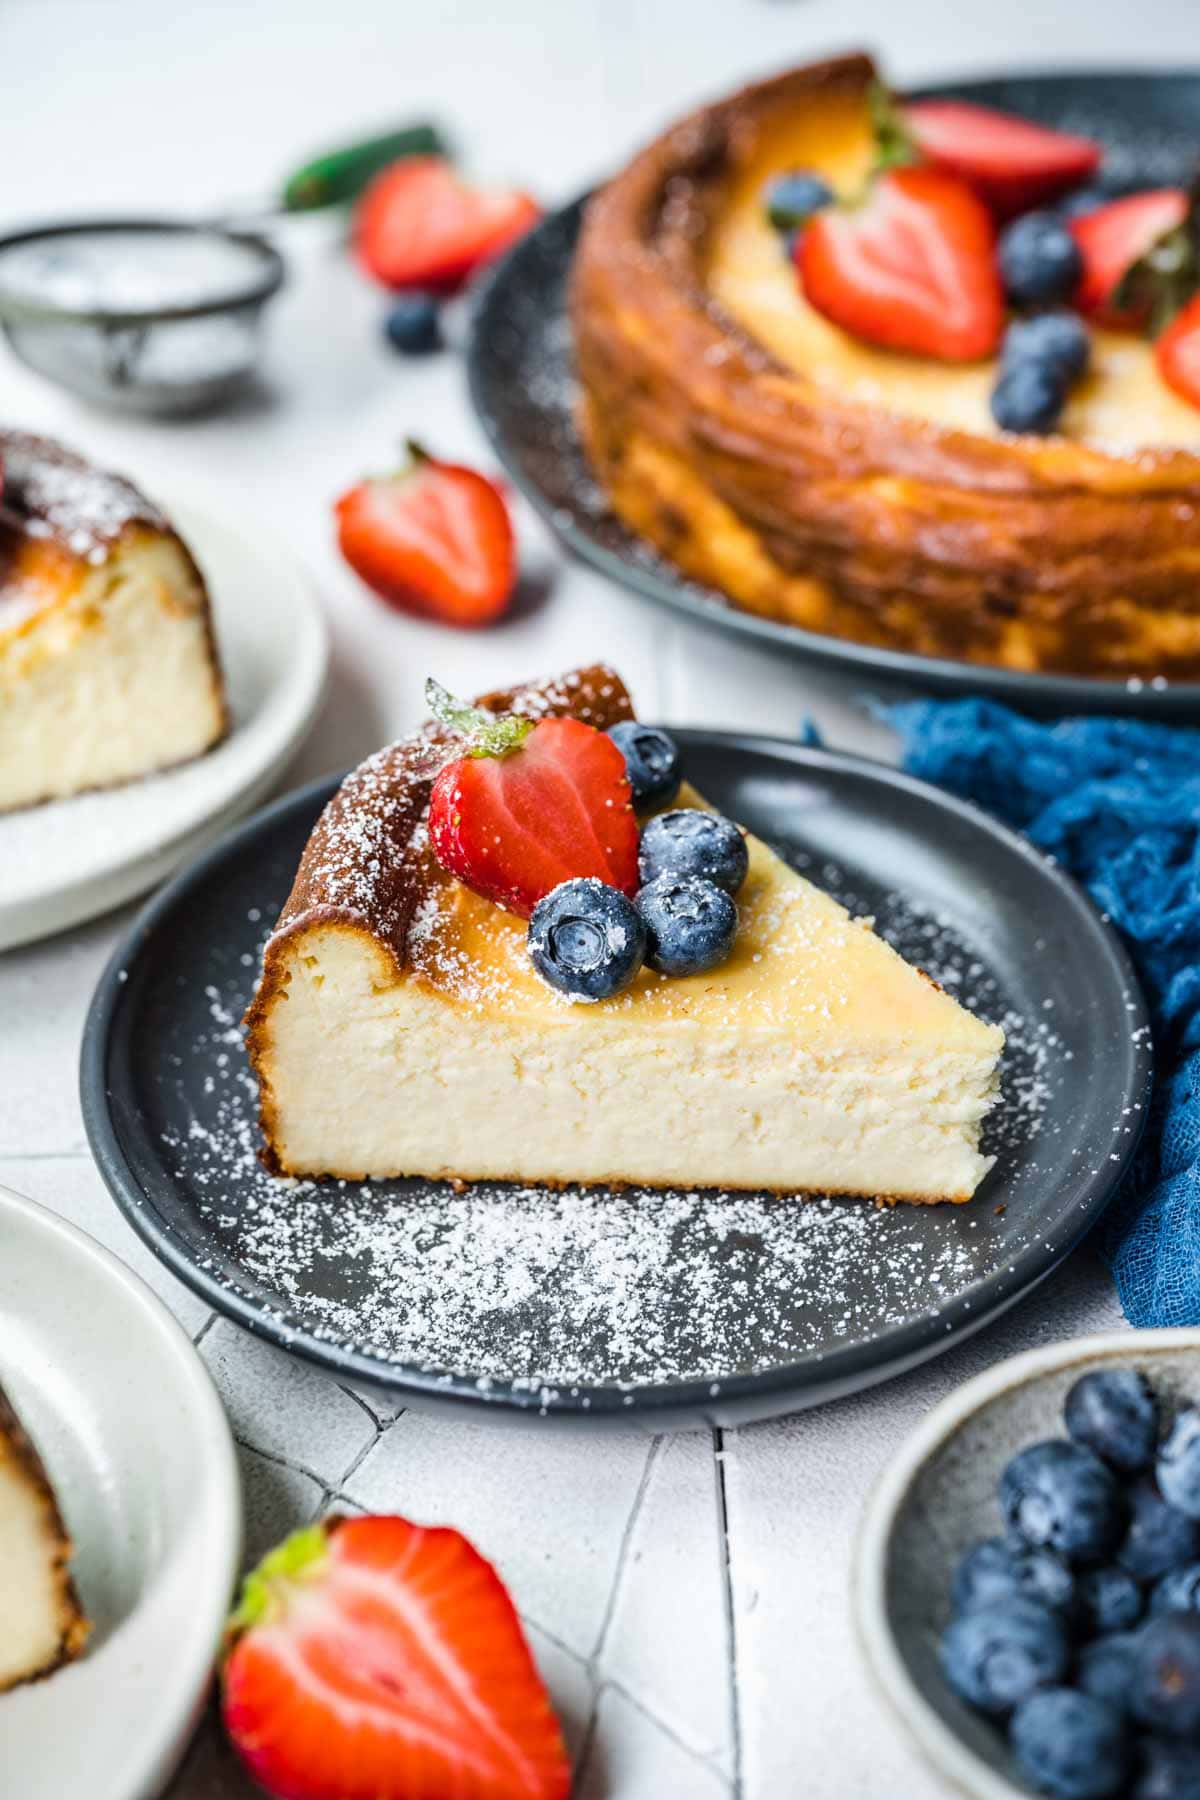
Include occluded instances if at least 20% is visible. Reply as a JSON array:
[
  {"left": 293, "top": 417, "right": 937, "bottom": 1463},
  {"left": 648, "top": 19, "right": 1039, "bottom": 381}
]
[{"left": 570, "top": 53, "right": 1200, "bottom": 679}]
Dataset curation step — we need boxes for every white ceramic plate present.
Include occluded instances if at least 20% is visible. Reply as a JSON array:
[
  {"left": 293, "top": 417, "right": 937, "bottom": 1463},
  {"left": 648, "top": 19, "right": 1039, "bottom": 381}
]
[
  {"left": 0, "top": 498, "right": 328, "bottom": 949},
  {"left": 0, "top": 1183, "right": 241, "bottom": 1800},
  {"left": 855, "top": 1328, "right": 1200, "bottom": 1800}
]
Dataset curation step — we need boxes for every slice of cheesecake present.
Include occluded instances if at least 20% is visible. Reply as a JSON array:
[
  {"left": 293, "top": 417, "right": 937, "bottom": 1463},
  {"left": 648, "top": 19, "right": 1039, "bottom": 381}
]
[
  {"left": 0, "top": 1381, "right": 88, "bottom": 1692},
  {"left": 246, "top": 666, "right": 1003, "bottom": 1202},
  {"left": 0, "top": 429, "right": 227, "bottom": 813}
]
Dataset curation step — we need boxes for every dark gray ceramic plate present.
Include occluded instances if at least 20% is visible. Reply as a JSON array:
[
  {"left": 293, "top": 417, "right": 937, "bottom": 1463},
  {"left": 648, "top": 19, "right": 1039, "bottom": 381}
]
[
  {"left": 468, "top": 70, "right": 1200, "bottom": 720},
  {"left": 81, "top": 732, "right": 1151, "bottom": 1428}
]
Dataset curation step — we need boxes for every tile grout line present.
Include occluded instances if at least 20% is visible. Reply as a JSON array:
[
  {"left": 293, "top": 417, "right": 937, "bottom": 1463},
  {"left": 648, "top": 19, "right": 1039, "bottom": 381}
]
[
  {"left": 598, "top": 1675, "right": 735, "bottom": 1788},
  {"left": 713, "top": 1426, "right": 745, "bottom": 1800},
  {"left": 232, "top": 1434, "right": 337, "bottom": 1497},
  {"left": 575, "top": 1435, "right": 663, "bottom": 1789}
]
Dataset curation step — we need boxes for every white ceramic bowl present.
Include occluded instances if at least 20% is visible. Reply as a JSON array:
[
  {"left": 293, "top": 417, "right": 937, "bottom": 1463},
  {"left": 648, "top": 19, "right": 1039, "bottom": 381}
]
[
  {"left": 0, "top": 1184, "right": 241, "bottom": 1800},
  {"left": 855, "top": 1328, "right": 1200, "bottom": 1800}
]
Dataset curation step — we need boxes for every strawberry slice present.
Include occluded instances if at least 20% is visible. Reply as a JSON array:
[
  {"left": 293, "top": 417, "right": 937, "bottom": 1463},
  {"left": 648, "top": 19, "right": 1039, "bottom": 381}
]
[
  {"left": 222, "top": 1516, "right": 570, "bottom": 1800},
  {"left": 426, "top": 680, "right": 638, "bottom": 917},
  {"left": 798, "top": 165, "right": 1003, "bottom": 361},
  {"left": 1156, "top": 293, "right": 1200, "bottom": 411},
  {"left": 356, "top": 156, "right": 540, "bottom": 292},
  {"left": 902, "top": 98, "right": 1100, "bottom": 219},
  {"left": 1070, "top": 189, "right": 1190, "bottom": 328},
  {"left": 335, "top": 443, "right": 516, "bottom": 626}
]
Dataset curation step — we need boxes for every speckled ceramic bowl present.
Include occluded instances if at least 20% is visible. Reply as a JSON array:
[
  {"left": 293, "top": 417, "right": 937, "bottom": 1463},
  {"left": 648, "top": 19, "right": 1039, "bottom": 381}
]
[{"left": 855, "top": 1330, "right": 1200, "bottom": 1799}]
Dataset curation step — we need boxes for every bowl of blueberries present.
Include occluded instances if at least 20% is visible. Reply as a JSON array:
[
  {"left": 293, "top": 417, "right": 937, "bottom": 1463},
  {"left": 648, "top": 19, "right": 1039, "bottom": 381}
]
[{"left": 856, "top": 1331, "right": 1200, "bottom": 1800}]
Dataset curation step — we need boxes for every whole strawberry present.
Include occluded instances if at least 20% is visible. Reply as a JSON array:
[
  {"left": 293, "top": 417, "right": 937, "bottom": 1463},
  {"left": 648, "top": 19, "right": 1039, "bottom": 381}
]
[
  {"left": 426, "top": 679, "right": 639, "bottom": 917},
  {"left": 356, "top": 155, "right": 540, "bottom": 293},
  {"left": 336, "top": 442, "right": 516, "bottom": 626},
  {"left": 221, "top": 1515, "right": 570, "bottom": 1800}
]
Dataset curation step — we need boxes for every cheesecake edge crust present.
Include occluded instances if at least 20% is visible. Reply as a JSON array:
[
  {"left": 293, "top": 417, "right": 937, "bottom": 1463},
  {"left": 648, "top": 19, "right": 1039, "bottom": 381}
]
[{"left": 568, "top": 53, "right": 1200, "bottom": 678}]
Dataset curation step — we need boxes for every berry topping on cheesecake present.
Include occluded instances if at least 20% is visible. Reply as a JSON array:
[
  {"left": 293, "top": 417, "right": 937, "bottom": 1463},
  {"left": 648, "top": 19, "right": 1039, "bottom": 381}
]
[
  {"left": 1069, "top": 188, "right": 1191, "bottom": 329},
  {"left": 797, "top": 165, "right": 1004, "bottom": 360},
  {"left": 605, "top": 720, "right": 683, "bottom": 810},
  {"left": 426, "top": 680, "right": 639, "bottom": 917},
  {"left": 635, "top": 874, "right": 738, "bottom": 978},
  {"left": 221, "top": 1515, "right": 570, "bottom": 1800},
  {"left": 1156, "top": 291, "right": 1200, "bottom": 410},
  {"left": 335, "top": 442, "right": 516, "bottom": 625},
  {"left": 997, "top": 210, "right": 1083, "bottom": 308},
  {"left": 899, "top": 96, "right": 1101, "bottom": 219},
  {"left": 527, "top": 877, "right": 647, "bottom": 1001},
  {"left": 637, "top": 808, "right": 749, "bottom": 896}
]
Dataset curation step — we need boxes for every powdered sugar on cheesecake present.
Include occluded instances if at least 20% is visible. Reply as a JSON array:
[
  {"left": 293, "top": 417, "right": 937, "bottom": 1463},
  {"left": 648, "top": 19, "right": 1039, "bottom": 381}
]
[{"left": 0, "top": 429, "right": 168, "bottom": 564}]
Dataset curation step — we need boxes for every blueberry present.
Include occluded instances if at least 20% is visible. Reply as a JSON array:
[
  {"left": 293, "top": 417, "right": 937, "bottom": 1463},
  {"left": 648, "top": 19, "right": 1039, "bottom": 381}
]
[
  {"left": 998, "top": 210, "right": 1084, "bottom": 307},
  {"left": 1136, "top": 1738, "right": 1200, "bottom": 1800},
  {"left": 606, "top": 721, "right": 683, "bottom": 811},
  {"left": 1078, "top": 1565, "right": 1145, "bottom": 1636},
  {"left": 1066, "top": 1369, "right": 1160, "bottom": 1475},
  {"left": 638, "top": 810, "right": 749, "bottom": 896},
  {"left": 1152, "top": 1564, "right": 1200, "bottom": 1617},
  {"left": 1078, "top": 1633, "right": 1145, "bottom": 1712},
  {"left": 939, "top": 1599, "right": 1069, "bottom": 1716},
  {"left": 1133, "top": 1614, "right": 1200, "bottom": 1739},
  {"left": 991, "top": 362, "right": 1067, "bottom": 435},
  {"left": 1002, "top": 312, "right": 1092, "bottom": 387},
  {"left": 952, "top": 1537, "right": 1076, "bottom": 1619},
  {"left": 383, "top": 293, "right": 441, "bottom": 355},
  {"left": 527, "top": 879, "right": 646, "bottom": 1001},
  {"left": 1001, "top": 1441, "right": 1126, "bottom": 1565},
  {"left": 636, "top": 875, "right": 737, "bottom": 978},
  {"left": 1058, "top": 187, "right": 1107, "bottom": 220},
  {"left": 1119, "top": 1480, "right": 1200, "bottom": 1583},
  {"left": 1159, "top": 1412, "right": 1200, "bottom": 1520},
  {"left": 765, "top": 170, "right": 833, "bottom": 232},
  {"left": 1011, "top": 1688, "right": 1129, "bottom": 1800}
]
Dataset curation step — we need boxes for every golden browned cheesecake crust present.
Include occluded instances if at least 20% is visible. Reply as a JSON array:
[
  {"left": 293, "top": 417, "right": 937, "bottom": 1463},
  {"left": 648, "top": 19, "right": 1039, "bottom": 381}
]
[
  {"left": 245, "top": 665, "right": 634, "bottom": 1168},
  {"left": 0, "top": 428, "right": 228, "bottom": 737},
  {"left": 0, "top": 1382, "right": 89, "bottom": 1691},
  {"left": 569, "top": 54, "right": 1200, "bottom": 678}
]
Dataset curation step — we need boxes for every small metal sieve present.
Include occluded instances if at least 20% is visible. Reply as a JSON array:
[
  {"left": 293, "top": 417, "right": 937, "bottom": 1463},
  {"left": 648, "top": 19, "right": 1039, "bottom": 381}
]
[{"left": 0, "top": 218, "right": 286, "bottom": 415}]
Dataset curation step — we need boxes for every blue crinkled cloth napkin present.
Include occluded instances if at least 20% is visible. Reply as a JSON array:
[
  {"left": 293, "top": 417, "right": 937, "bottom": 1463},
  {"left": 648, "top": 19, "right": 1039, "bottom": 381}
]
[{"left": 881, "top": 700, "right": 1200, "bottom": 1328}]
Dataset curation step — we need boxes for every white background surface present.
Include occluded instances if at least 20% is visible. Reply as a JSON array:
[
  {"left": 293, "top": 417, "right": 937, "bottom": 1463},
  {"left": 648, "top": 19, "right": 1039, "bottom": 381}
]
[{"left": 2, "top": 1, "right": 1189, "bottom": 1793}]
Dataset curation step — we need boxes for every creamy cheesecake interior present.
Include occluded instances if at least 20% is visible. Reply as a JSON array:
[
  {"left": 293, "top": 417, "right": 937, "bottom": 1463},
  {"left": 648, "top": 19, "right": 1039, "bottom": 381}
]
[
  {"left": 0, "top": 525, "right": 226, "bottom": 813},
  {"left": 705, "top": 93, "right": 1200, "bottom": 451},
  {"left": 254, "top": 784, "right": 1003, "bottom": 1202},
  {"left": 0, "top": 1387, "right": 88, "bottom": 1692}
]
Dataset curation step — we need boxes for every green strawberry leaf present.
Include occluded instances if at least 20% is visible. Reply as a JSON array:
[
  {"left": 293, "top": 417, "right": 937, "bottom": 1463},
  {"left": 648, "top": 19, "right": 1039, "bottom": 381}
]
[{"left": 425, "top": 677, "right": 533, "bottom": 759}]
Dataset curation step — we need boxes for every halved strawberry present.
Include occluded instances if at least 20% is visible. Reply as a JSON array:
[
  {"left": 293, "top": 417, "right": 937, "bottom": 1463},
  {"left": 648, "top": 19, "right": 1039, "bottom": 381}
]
[
  {"left": 902, "top": 98, "right": 1100, "bottom": 219},
  {"left": 356, "top": 156, "right": 540, "bottom": 292},
  {"left": 1156, "top": 292, "right": 1200, "bottom": 411},
  {"left": 426, "top": 680, "right": 638, "bottom": 917},
  {"left": 221, "top": 1516, "right": 570, "bottom": 1800},
  {"left": 335, "top": 443, "right": 516, "bottom": 626},
  {"left": 798, "top": 165, "right": 1003, "bottom": 361},
  {"left": 1070, "top": 189, "right": 1190, "bottom": 328}
]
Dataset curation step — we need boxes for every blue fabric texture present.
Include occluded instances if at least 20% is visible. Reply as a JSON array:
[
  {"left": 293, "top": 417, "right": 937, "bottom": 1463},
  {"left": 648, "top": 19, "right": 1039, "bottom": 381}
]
[{"left": 881, "top": 700, "right": 1200, "bottom": 1328}]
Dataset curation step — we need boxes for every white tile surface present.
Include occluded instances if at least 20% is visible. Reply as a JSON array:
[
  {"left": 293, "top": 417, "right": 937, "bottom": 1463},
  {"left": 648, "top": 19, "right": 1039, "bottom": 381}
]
[
  {"left": 0, "top": 0, "right": 1169, "bottom": 1792},
  {"left": 578, "top": 1686, "right": 732, "bottom": 1800},
  {"left": 200, "top": 1318, "right": 378, "bottom": 1484},
  {"left": 601, "top": 1433, "right": 735, "bottom": 1770},
  {"left": 342, "top": 1413, "right": 654, "bottom": 1659}
]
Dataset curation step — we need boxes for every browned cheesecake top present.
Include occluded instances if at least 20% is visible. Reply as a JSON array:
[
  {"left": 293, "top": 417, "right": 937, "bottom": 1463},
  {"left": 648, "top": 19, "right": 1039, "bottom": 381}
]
[
  {"left": 267, "top": 665, "right": 635, "bottom": 963},
  {"left": 0, "top": 429, "right": 168, "bottom": 565}
]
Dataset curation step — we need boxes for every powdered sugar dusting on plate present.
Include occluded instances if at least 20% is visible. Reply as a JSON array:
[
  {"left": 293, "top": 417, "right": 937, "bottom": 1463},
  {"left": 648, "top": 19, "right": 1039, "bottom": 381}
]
[{"left": 158, "top": 878, "right": 1057, "bottom": 1394}]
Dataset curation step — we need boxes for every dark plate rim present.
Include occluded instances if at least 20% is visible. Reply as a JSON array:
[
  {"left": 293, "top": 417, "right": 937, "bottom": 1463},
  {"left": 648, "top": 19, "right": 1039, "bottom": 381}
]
[
  {"left": 81, "top": 731, "right": 1153, "bottom": 1421},
  {"left": 466, "top": 66, "right": 1200, "bottom": 712}
]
